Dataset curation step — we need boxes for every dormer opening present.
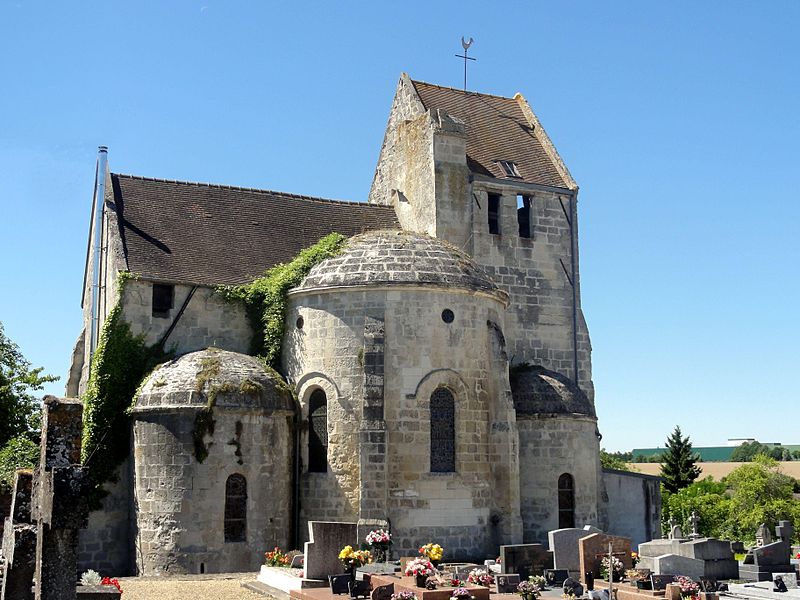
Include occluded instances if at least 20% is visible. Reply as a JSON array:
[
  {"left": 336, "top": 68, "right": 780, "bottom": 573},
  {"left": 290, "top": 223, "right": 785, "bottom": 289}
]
[
  {"left": 152, "top": 283, "right": 174, "bottom": 318},
  {"left": 497, "top": 160, "right": 521, "bottom": 178}
]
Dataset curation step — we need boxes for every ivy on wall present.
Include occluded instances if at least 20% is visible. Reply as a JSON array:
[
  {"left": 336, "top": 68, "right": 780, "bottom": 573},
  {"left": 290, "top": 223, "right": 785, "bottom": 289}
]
[
  {"left": 221, "top": 232, "right": 346, "bottom": 370},
  {"left": 81, "top": 274, "right": 170, "bottom": 506}
]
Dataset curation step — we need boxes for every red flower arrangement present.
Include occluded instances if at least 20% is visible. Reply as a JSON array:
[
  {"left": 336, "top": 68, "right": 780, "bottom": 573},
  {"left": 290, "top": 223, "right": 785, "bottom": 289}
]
[{"left": 102, "top": 577, "right": 123, "bottom": 594}]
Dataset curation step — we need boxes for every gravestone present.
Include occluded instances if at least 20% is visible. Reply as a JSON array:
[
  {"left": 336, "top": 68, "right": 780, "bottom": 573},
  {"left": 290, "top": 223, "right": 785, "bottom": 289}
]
[
  {"left": 562, "top": 577, "right": 583, "bottom": 597},
  {"left": 775, "top": 573, "right": 798, "bottom": 589},
  {"left": 304, "top": 521, "right": 358, "bottom": 580},
  {"left": 577, "top": 533, "right": 632, "bottom": 583},
  {"left": 740, "top": 538, "right": 794, "bottom": 582},
  {"left": 688, "top": 512, "right": 701, "bottom": 540},
  {"left": 776, "top": 522, "right": 795, "bottom": 546},
  {"left": 290, "top": 554, "right": 304, "bottom": 569},
  {"left": 650, "top": 574, "right": 676, "bottom": 591},
  {"left": 370, "top": 584, "right": 393, "bottom": 600},
  {"left": 652, "top": 553, "right": 705, "bottom": 579},
  {"left": 349, "top": 579, "right": 371, "bottom": 599},
  {"left": 494, "top": 574, "right": 520, "bottom": 593},
  {"left": 669, "top": 525, "right": 684, "bottom": 540},
  {"left": 32, "top": 396, "right": 91, "bottom": 600},
  {"left": 544, "top": 569, "right": 569, "bottom": 586},
  {"left": 330, "top": 574, "right": 352, "bottom": 595},
  {"left": 756, "top": 524, "right": 773, "bottom": 547},
  {"left": 548, "top": 526, "right": 603, "bottom": 574},
  {"left": 499, "top": 543, "right": 553, "bottom": 579},
  {"left": 1, "top": 470, "right": 36, "bottom": 600}
]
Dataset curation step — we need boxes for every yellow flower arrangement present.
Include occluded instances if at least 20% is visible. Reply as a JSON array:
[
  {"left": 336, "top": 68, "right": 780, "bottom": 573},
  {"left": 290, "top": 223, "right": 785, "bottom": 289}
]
[
  {"left": 339, "top": 545, "right": 373, "bottom": 570},
  {"left": 419, "top": 543, "right": 444, "bottom": 562}
]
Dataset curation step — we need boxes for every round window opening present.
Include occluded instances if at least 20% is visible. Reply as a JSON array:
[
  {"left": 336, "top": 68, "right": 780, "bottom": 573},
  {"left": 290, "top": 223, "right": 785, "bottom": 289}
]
[
  {"left": 441, "top": 309, "right": 455, "bottom": 323},
  {"left": 296, "top": 316, "right": 304, "bottom": 329}
]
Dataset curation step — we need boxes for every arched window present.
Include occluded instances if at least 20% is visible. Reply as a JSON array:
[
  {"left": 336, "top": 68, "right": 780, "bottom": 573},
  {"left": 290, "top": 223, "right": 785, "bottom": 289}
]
[
  {"left": 224, "top": 474, "right": 247, "bottom": 542},
  {"left": 308, "top": 389, "right": 328, "bottom": 473},
  {"left": 558, "top": 473, "right": 575, "bottom": 529},
  {"left": 430, "top": 387, "right": 455, "bottom": 473}
]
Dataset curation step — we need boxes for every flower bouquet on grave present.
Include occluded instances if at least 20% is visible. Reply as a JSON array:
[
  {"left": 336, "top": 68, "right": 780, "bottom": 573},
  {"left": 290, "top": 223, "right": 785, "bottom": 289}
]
[
  {"left": 452, "top": 586, "right": 474, "bottom": 600},
  {"left": 467, "top": 568, "right": 494, "bottom": 587},
  {"left": 528, "top": 575, "right": 546, "bottom": 589},
  {"left": 631, "top": 551, "right": 639, "bottom": 567},
  {"left": 599, "top": 556, "right": 624, "bottom": 582},
  {"left": 676, "top": 576, "right": 700, "bottom": 600},
  {"left": 265, "top": 546, "right": 291, "bottom": 567},
  {"left": 517, "top": 580, "right": 541, "bottom": 600},
  {"left": 419, "top": 543, "right": 444, "bottom": 566},
  {"left": 392, "top": 592, "right": 418, "bottom": 600},
  {"left": 406, "top": 557, "right": 435, "bottom": 587},
  {"left": 339, "top": 545, "right": 373, "bottom": 576},
  {"left": 365, "top": 528, "right": 392, "bottom": 563}
]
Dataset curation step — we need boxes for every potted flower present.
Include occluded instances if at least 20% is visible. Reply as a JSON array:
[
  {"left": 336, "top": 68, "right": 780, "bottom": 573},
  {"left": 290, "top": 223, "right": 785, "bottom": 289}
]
[
  {"left": 419, "top": 543, "right": 444, "bottom": 566},
  {"left": 676, "top": 576, "right": 700, "bottom": 600},
  {"left": 392, "top": 592, "right": 418, "bottom": 600},
  {"left": 517, "top": 580, "right": 541, "bottom": 600},
  {"left": 452, "top": 587, "right": 474, "bottom": 600},
  {"left": 467, "top": 568, "right": 494, "bottom": 587},
  {"left": 599, "top": 556, "right": 624, "bottom": 582},
  {"left": 366, "top": 528, "right": 392, "bottom": 563},
  {"left": 405, "top": 557, "right": 435, "bottom": 587},
  {"left": 265, "top": 547, "right": 291, "bottom": 567},
  {"left": 339, "top": 545, "right": 373, "bottom": 577}
]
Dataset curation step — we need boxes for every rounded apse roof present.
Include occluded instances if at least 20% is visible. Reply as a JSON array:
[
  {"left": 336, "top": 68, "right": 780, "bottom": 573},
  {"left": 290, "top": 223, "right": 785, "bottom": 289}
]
[
  {"left": 134, "top": 348, "right": 294, "bottom": 413},
  {"left": 295, "top": 230, "right": 505, "bottom": 300},
  {"left": 510, "top": 365, "right": 595, "bottom": 417}
]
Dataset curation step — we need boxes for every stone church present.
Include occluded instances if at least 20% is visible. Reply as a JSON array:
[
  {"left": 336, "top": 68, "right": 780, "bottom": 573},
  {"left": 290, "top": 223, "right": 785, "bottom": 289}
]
[{"left": 67, "top": 74, "right": 659, "bottom": 575}]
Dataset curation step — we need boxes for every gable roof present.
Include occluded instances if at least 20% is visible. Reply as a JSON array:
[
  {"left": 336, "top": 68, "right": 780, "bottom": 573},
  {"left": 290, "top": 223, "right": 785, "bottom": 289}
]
[
  {"left": 410, "top": 79, "right": 574, "bottom": 189},
  {"left": 108, "top": 173, "right": 399, "bottom": 286}
]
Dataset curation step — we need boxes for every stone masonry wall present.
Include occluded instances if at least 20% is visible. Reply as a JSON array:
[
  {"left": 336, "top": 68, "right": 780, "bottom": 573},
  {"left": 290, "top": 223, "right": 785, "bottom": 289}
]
[
  {"left": 132, "top": 409, "right": 293, "bottom": 574},
  {"left": 517, "top": 415, "right": 602, "bottom": 543},
  {"left": 369, "top": 73, "right": 427, "bottom": 206},
  {"left": 284, "top": 285, "right": 516, "bottom": 558},
  {"left": 121, "top": 280, "right": 251, "bottom": 357},
  {"left": 468, "top": 186, "right": 593, "bottom": 399}
]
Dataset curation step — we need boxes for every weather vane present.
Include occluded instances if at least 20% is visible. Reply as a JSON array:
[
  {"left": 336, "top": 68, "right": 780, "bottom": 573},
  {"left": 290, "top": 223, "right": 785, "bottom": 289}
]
[{"left": 455, "top": 36, "right": 476, "bottom": 91}]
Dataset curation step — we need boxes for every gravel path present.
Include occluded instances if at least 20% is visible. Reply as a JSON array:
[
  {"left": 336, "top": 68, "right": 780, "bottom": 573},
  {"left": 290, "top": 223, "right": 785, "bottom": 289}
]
[{"left": 117, "top": 573, "right": 266, "bottom": 600}]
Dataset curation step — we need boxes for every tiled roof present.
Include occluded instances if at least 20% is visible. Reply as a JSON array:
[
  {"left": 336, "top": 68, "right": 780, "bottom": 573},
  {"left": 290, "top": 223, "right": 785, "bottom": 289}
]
[
  {"left": 109, "top": 174, "right": 400, "bottom": 286},
  {"left": 411, "top": 80, "right": 569, "bottom": 189}
]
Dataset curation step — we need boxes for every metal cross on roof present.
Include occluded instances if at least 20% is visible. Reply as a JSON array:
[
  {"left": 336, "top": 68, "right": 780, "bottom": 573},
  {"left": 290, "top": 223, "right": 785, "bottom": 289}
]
[{"left": 455, "top": 36, "right": 476, "bottom": 91}]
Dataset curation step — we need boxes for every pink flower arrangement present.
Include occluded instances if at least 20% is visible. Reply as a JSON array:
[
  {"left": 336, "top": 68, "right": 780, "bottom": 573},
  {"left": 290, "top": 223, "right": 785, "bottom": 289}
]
[
  {"left": 676, "top": 576, "right": 699, "bottom": 599},
  {"left": 366, "top": 529, "right": 392, "bottom": 545},
  {"left": 467, "top": 569, "right": 494, "bottom": 587},
  {"left": 405, "top": 558, "right": 435, "bottom": 577}
]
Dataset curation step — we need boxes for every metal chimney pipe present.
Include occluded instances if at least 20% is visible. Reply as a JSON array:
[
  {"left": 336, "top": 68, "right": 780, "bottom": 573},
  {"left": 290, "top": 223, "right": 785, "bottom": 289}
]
[{"left": 89, "top": 146, "right": 108, "bottom": 370}]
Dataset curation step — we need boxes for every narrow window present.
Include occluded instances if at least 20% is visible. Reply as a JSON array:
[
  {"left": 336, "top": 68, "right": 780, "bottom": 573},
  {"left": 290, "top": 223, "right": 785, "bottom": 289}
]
[
  {"left": 488, "top": 194, "right": 501, "bottom": 235},
  {"left": 308, "top": 389, "right": 328, "bottom": 473},
  {"left": 224, "top": 474, "right": 247, "bottom": 542},
  {"left": 430, "top": 387, "right": 455, "bottom": 473},
  {"left": 152, "top": 284, "right": 174, "bottom": 318},
  {"left": 517, "top": 195, "right": 532, "bottom": 238},
  {"left": 558, "top": 473, "right": 575, "bottom": 528}
]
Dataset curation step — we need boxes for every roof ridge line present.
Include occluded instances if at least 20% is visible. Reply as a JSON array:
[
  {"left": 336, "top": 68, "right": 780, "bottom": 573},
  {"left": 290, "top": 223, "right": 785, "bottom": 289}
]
[
  {"left": 110, "top": 172, "right": 379, "bottom": 207},
  {"left": 410, "top": 78, "right": 516, "bottom": 102}
]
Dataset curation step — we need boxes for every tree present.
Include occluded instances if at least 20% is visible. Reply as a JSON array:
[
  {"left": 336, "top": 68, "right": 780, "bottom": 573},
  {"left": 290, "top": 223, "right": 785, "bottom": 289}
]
[
  {"left": 0, "top": 436, "right": 39, "bottom": 492},
  {"left": 0, "top": 320, "right": 58, "bottom": 446},
  {"left": 730, "top": 441, "right": 769, "bottom": 462},
  {"left": 662, "top": 477, "right": 730, "bottom": 538},
  {"left": 722, "top": 454, "right": 798, "bottom": 542},
  {"left": 660, "top": 426, "right": 702, "bottom": 493},
  {"left": 600, "top": 449, "right": 636, "bottom": 471}
]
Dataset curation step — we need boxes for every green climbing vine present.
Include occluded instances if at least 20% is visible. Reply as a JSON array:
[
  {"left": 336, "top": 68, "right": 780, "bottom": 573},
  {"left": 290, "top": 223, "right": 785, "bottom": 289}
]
[
  {"left": 81, "top": 274, "right": 170, "bottom": 507},
  {"left": 221, "top": 232, "right": 347, "bottom": 370}
]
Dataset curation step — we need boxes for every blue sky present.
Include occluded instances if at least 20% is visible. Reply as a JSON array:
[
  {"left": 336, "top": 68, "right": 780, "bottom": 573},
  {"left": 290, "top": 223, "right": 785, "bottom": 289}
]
[{"left": 1, "top": 1, "right": 797, "bottom": 452}]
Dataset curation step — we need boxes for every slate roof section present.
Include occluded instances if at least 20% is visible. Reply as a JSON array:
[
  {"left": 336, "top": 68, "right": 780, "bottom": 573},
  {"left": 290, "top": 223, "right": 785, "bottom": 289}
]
[
  {"left": 411, "top": 79, "right": 570, "bottom": 189},
  {"left": 510, "top": 365, "right": 595, "bottom": 417},
  {"left": 296, "top": 230, "right": 508, "bottom": 302},
  {"left": 109, "top": 173, "right": 400, "bottom": 286}
]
